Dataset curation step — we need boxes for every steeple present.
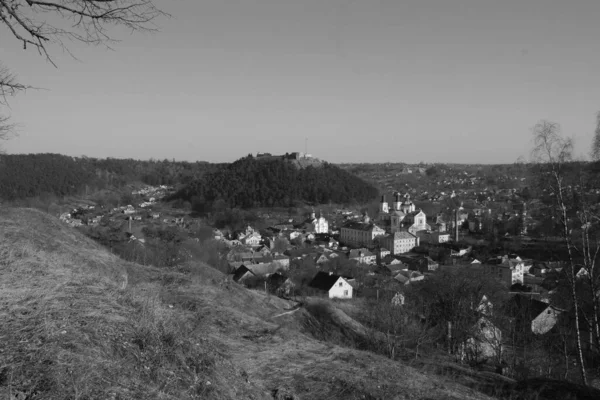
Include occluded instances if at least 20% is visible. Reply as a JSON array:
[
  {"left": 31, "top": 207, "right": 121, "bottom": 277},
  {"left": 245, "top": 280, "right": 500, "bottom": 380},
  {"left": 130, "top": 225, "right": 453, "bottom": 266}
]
[
  {"left": 380, "top": 195, "right": 389, "bottom": 213},
  {"left": 393, "top": 191, "right": 402, "bottom": 211}
]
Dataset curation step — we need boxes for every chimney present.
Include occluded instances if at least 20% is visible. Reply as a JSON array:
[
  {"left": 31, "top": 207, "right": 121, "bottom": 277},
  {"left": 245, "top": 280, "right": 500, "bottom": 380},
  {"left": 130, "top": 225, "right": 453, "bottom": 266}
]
[{"left": 455, "top": 209, "right": 459, "bottom": 242}]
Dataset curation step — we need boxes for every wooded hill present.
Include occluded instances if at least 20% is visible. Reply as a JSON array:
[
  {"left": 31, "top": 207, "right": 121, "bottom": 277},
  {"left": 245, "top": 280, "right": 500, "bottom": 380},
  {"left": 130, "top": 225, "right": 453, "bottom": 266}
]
[
  {"left": 0, "top": 154, "right": 219, "bottom": 200},
  {"left": 172, "top": 155, "right": 380, "bottom": 210}
]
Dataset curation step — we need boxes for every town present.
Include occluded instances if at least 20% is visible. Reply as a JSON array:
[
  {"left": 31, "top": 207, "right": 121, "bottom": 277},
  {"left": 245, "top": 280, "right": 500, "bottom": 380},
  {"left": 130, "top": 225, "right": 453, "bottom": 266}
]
[
  {"left": 46, "top": 152, "right": 581, "bottom": 380},
  {"left": 4, "top": 1, "right": 600, "bottom": 398}
]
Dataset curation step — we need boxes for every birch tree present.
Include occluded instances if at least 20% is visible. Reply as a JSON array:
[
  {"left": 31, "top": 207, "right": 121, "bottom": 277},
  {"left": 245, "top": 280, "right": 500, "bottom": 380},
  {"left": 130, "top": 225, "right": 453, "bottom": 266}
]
[
  {"left": 591, "top": 111, "right": 600, "bottom": 161},
  {"left": 530, "top": 120, "right": 591, "bottom": 385}
]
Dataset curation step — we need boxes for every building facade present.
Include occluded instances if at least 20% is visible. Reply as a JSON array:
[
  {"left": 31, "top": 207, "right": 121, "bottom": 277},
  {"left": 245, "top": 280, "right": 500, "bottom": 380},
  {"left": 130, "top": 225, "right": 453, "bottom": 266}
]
[
  {"left": 340, "top": 214, "right": 386, "bottom": 248},
  {"left": 380, "top": 231, "right": 419, "bottom": 255}
]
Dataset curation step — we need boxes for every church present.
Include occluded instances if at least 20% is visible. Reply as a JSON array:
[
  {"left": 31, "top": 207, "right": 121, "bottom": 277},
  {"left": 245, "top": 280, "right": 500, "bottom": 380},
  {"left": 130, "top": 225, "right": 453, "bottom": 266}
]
[
  {"left": 295, "top": 209, "right": 329, "bottom": 234},
  {"left": 378, "top": 192, "right": 430, "bottom": 234}
]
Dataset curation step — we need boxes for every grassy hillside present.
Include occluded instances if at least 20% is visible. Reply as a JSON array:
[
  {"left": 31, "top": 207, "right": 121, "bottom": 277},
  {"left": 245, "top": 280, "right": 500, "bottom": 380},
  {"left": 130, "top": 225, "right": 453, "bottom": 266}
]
[{"left": 0, "top": 207, "right": 500, "bottom": 399}]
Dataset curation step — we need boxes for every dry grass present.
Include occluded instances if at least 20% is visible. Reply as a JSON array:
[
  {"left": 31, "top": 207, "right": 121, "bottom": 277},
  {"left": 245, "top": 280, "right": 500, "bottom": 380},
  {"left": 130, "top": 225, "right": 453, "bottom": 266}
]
[
  {"left": 0, "top": 208, "right": 264, "bottom": 399},
  {"left": 1, "top": 207, "right": 498, "bottom": 399}
]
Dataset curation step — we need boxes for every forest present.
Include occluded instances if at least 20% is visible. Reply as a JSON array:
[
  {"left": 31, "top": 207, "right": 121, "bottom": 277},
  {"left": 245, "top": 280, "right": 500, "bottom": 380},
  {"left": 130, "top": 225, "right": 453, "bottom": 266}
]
[
  {"left": 0, "top": 154, "right": 219, "bottom": 200},
  {"left": 171, "top": 155, "right": 380, "bottom": 211}
]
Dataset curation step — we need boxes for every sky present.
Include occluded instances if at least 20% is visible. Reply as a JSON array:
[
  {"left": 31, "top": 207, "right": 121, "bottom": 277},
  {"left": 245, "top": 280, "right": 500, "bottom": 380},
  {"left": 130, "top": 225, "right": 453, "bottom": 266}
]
[{"left": 2, "top": 0, "right": 600, "bottom": 164}]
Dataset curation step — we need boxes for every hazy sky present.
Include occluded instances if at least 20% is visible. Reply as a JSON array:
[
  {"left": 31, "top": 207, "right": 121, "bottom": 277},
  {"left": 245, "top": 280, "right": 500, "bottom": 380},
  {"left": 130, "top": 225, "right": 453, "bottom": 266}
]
[{"left": 2, "top": 0, "right": 600, "bottom": 163}]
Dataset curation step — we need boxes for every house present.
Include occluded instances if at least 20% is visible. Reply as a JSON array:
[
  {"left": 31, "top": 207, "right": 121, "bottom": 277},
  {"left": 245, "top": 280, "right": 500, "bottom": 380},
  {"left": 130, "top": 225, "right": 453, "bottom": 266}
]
[
  {"left": 379, "top": 231, "right": 419, "bottom": 255},
  {"left": 241, "top": 232, "right": 262, "bottom": 247},
  {"left": 506, "top": 295, "right": 563, "bottom": 335},
  {"left": 272, "top": 255, "right": 290, "bottom": 269},
  {"left": 451, "top": 245, "right": 472, "bottom": 257},
  {"left": 424, "top": 256, "right": 439, "bottom": 272},
  {"left": 375, "top": 261, "right": 408, "bottom": 276},
  {"left": 416, "top": 230, "right": 450, "bottom": 244},
  {"left": 464, "top": 315, "right": 502, "bottom": 362},
  {"left": 394, "top": 270, "right": 424, "bottom": 285},
  {"left": 347, "top": 248, "right": 376, "bottom": 265},
  {"left": 285, "top": 248, "right": 320, "bottom": 260},
  {"left": 396, "top": 254, "right": 426, "bottom": 272},
  {"left": 376, "top": 247, "right": 391, "bottom": 262},
  {"left": 314, "top": 253, "right": 331, "bottom": 265},
  {"left": 314, "top": 235, "right": 339, "bottom": 249},
  {"left": 266, "top": 273, "right": 295, "bottom": 297},
  {"left": 380, "top": 254, "right": 403, "bottom": 266},
  {"left": 288, "top": 230, "right": 302, "bottom": 241},
  {"left": 228, "top": 261, "right": 245, "bottom": 272},
  {"left": 232, "top": 266, "right": 255, "bottom": 284},
  {"left": 339, "top": 214, "right": 386, "bottom": 248},
  {"left": 309, "top": 272, "right": 353, "bottom": 299},
  {"left": 485, "top": 255, "right": 525, "bottom": 286},
  {"left": 246, "top": 262, "right": 280, "bottom": 276},
  {"left": 255, "top": 245, "right": 271, "bottom": 257},
  {"left": 455, "top": 295, "right": 502, "bottom": 362},
  {"left": 433, "top": 214, "right": 447, "bottom": 233},
  {"left": 532, "top": 305, "right": 563, "bottom": 334}
]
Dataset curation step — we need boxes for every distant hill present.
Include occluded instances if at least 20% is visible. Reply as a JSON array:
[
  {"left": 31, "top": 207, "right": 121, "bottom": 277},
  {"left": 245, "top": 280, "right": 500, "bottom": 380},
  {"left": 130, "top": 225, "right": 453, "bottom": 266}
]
[
  {"left": 0, "top": 154, "right": 218, "bottom": 200},
  {"left": 171, "top": 155, "right": 379, "bottom": 210}
]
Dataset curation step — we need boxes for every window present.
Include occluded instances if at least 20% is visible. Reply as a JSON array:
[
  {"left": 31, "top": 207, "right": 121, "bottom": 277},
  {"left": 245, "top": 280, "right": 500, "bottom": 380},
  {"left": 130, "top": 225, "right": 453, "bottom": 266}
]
[
  {"left": 344, "top": 290, "right": 348, "bottom": 296},
  {"left": 339, "top": 282, "right": 343, "bottom": 287}
]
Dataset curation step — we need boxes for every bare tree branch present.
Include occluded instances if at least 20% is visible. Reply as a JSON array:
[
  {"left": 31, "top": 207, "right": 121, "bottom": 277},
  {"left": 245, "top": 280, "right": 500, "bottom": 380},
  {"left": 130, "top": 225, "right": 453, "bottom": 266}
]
[{"left": 0, "top": 0, "right": 168, "bottom": 139}]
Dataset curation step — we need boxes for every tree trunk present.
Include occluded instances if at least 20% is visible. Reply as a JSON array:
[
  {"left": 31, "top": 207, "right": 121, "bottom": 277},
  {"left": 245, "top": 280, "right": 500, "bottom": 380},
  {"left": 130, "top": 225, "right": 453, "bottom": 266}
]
[{"left": 558, "top": 196, "right": 588, "bottom": 385}]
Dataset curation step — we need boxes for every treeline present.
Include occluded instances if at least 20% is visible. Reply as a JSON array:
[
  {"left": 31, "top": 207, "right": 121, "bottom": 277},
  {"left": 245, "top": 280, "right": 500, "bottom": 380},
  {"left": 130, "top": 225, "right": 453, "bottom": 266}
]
[
  {"left": 0, "top": 154, "right": 218, "bottom": 200},
  {"left": 172, "top": 156, "right": 380, "bottom": 210},
  {"left": 0, "top": 154, "right": 95, "bottom": 200}
]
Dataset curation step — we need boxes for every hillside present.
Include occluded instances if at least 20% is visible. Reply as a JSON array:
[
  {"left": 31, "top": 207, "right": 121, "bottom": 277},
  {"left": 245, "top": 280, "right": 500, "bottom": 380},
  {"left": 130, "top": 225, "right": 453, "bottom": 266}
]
[
  {"left": 173, "top": 155, "right": 379, "bottom": 210},
  {"left": 1, "top": 207, "right": 497, "bottom": 399},
  {"left": 0, "top": 154, "right": 217, "bottom": 201}
]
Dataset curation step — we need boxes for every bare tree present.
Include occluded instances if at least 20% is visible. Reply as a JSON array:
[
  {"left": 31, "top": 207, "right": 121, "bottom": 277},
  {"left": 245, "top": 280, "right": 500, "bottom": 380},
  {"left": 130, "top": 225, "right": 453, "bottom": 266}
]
[
  {"left": 0, "top": 64, "right": 24, "bottom": 147},
  {"left": 0, "top": 0, "right": 168, "bottom": 138},
  {"left": 530, "top": 120, "right": 588, "bottom": 385}
]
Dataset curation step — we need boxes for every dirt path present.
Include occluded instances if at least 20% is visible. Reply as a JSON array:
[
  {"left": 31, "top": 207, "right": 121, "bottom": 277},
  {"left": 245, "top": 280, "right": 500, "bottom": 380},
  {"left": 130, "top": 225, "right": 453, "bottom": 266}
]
[{"left": 270, "top": 304, "right": 303, "bottom": 319}]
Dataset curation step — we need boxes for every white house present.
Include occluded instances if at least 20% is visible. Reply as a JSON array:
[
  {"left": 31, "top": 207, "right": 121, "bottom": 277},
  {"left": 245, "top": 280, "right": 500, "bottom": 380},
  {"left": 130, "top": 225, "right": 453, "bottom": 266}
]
[
  {"left": 241, "top": 232, "right": 261, "bottom": 246},
  {"left": 309, "top": 272, "right": 353, "bottom": 299},
  {"left": 532, "top": 306, "right": 563, "bottom": 334}
]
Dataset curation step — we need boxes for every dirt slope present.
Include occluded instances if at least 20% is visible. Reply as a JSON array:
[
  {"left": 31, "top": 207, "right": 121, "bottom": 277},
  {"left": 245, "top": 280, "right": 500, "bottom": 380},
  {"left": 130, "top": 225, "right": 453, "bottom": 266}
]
[{"left": 0, "top": 207, "right": 493, "bottom": 400}]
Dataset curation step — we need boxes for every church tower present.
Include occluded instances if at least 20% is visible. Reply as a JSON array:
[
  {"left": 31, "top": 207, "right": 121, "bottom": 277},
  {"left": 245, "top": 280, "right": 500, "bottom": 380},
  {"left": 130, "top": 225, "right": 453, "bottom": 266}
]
[
  {"left": 401, "top": 194, "right": 416, "bottom": 214},
  {"left": 379, "top": 195, "right": 389, "bottom": 213},
  {"left": 393, "top": 192, "right": 402, "bottom": 211}
]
